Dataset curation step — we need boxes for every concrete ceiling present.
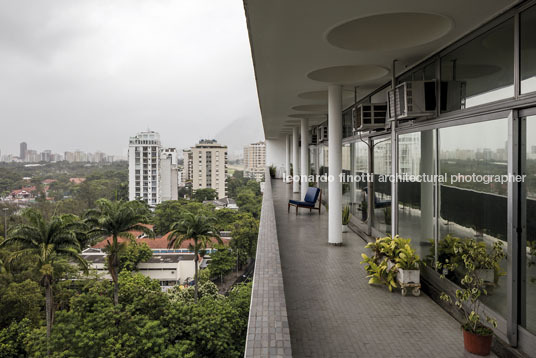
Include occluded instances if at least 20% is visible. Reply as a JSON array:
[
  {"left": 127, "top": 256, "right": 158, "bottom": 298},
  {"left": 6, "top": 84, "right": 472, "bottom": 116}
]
[{"left": 243, "top": 0, "right": 518, "bottom": 139}]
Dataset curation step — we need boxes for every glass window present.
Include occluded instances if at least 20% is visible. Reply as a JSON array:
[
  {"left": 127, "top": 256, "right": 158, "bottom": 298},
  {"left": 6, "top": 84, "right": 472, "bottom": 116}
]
[
  {"left": 318, "top": 144, "right": 328, "bottom": 203},
  {"left": 372, "top": 138, "right": 391, "bottom": 235},
  {"left": 439, "top": 118, "right": 508, "bottom": 318},
  {"left": 398, "top": 131, "right": 436, "bottom": 259},
  {"left": 342, "top": 144, "right": 352, "bottom": 208},
  {"left": 343, "top": 108, "right": 353, "bottom": 138},
  {"left": 352, "top": 141, "right": 369, "bottom": 219},
  {"left": 521, "top": 5, "right": 536, "bottom": 94},
  {"left": 441, "top": 19, "right": 514, "bottom": 112},
  {"left": 524, "top": 115, "right": 536, "bottom": 334}
]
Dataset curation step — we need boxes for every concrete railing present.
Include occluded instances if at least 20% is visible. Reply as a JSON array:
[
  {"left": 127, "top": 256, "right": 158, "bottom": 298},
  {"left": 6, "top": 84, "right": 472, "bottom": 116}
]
[{"left": 244, "top": 169, "right": 292, "bottom": 357}]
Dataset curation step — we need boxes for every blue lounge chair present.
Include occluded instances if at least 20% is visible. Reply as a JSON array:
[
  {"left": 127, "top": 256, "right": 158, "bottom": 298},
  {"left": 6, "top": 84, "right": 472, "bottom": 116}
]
[{"left": 288, "top": 187, "right": 322, "bottom": 214}]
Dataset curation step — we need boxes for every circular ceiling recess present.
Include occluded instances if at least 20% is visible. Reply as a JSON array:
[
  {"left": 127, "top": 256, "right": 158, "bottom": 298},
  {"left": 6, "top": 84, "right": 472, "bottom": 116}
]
[
  {"left": 288, "top": 113, "right": 326, "bottom": 119},
  {"left": 326, "top": 13, "right": 452, "bottom": 51},
  {"left": 291, "top": 104, "right": 328, "bottom": 112},
  {"left": 307, "top": 65, "right": 389, "bottom": 84},
  {"left": 297, "top": 90, "right": 354, "bottom": 101}
]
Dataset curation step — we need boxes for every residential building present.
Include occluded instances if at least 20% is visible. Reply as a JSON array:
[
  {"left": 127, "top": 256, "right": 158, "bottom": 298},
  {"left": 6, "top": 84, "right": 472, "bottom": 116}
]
[
  {"left": 187, "top": 139, "right": 228, "bottom": 199},
  {"left": 128, "top": 130, "right": 179, "bottom": 206},
  {"left": 181, "top": 149, "right": 193, "bottom": 184},
  {"left": 244, "top": 141, "right": 266, "bottom": 181},
  {"left": 160, "top": 148, "right": 179, "bottom": 202},
  {"left": 128, "top": 130, "right": 162, "bottom": 206},
  {"left": 19, "top": 142, "right": 27, "bottom": 161},
  {"left": 244, "top": 1, "right": 536, "bottom": 356},
  {"left": 84, "top": 225, "right": 231, "bottom": 289}
]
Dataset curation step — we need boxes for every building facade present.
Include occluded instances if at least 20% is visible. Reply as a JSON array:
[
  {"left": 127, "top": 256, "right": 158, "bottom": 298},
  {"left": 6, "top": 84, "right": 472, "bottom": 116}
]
[
  {"left": 19, "top": 142, "right": 27, "bottom": 161},
  {"left": 244, "top": 141, "right": 266, "bottom": 181},
  {"left": 128, "top": 131, "right": 179, "bottom": 205},
  {"left": 187, "top": 139, "right": 228, "bottom": 199}
]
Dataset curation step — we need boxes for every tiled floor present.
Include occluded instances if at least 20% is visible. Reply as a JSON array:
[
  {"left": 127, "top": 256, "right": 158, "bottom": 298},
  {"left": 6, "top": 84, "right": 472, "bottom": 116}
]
[{"left": 272, "top": 179, "right": 496, "bottom": 358}]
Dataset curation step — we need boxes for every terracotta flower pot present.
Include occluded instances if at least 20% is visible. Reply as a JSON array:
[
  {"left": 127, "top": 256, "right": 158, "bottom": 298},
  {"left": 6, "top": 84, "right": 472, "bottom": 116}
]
[{"left": 463, "top": 328, "right": 492, "bottom": 356}]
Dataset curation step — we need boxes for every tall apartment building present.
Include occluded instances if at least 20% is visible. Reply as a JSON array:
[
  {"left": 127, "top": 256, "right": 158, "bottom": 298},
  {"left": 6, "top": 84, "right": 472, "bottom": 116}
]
[
  {"left": 186, "top": 139, "right": 228, "bottom": 199},
  {"left": 20, "top": 142, "right": 27, "bottom": 161},
  {"left": 128, "top": 130, "right": 179, "bottom": 206},
  {"left": 244, "top": 141, "right": 266, "bottom": 182},
  {"left": 181, "top": 149, "right": 193, "bottom": 183},
  {"left": 160, "top": 148, "right": 178, "bottom": 202}
]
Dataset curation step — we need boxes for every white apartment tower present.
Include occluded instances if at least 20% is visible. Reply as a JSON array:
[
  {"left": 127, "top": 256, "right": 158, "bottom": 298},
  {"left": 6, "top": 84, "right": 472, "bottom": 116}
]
[
  {"left": 160, "top": 148, "right": 179, "bottom": 202},
  {"left": 244, "top": 141, "right": 266, "bottom": 182},
  {"left": 187, "top": 139, "right": 228, "bottom": 199},
  {"left": 129, "top": 131, "right": 162, "bottom": 206}
]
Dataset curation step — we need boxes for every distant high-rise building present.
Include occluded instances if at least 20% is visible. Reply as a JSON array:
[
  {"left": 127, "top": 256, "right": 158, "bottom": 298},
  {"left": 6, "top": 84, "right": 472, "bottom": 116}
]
[
  {"left": 181, "top": 149, "right": 193, "bottom": 184},
  {"left": 128, "top": 130, "right": 178, "bottom": 206},
  {"left": 160, "top": 148, "right": 179, "bottom": 202},
  {"left": 186, "top": 139, "right": 228, "bottom": 199},
  {"left": 20, "top": 142, "right": 27, "bottom": 161},
  {"left": 244, "top": 141, "right": 266, "bottom": 182}
]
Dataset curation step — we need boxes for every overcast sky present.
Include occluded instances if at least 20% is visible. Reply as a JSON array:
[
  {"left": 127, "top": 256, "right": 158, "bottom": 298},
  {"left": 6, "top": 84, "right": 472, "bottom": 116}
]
[{"left": 0, "top": 0, "right": 263, "bottom": 157}]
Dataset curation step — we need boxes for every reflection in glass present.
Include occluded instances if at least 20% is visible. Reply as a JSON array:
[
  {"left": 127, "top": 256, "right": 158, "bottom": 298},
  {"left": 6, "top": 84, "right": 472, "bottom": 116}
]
[
  {"left": 398, "top": 131, "right": 435, "bottom": 259},
  {"left": 441, "top": 19, "right": 514, "bottom": 112},
  {"left": 521, "top": 5, "right": 536, "bottom": 94},
  {"left": 373, "top": 138, "right": 391, "bottom": 235},
  {"left": 318, "top": 144, "right": 329, "bottom": 203},
  {"left": 439, "top": 118, "right": 508, "bottom": 318},
  {"left": 353, "top": 141, "right": 369, "bottom": 220},
  {"left": 524, "top": 115, "right": 536, "bottom": 334},
  {"left": 342, "top": 144, "right": 352, "bottom": 209}
]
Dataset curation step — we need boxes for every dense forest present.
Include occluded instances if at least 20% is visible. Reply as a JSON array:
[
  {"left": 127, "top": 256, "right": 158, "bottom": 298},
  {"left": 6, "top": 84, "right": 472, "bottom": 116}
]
[{"left": 0, "top": 166, "right": 262, "bottom": 357}]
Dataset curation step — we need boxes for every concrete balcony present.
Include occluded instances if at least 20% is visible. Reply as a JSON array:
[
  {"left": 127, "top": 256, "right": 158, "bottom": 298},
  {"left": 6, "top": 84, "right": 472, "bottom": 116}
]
[{"left": 246, "top": 176, "right": 500, "bottom": 357}]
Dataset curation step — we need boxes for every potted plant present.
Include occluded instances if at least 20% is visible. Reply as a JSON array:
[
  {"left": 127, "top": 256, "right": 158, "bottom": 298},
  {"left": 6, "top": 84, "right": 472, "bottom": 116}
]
[
  {"left": 395, "top": 243, "right": 420, "bottom": 286},
  {"left": 342, "top": 205, "right": 350, "bottom": 233},
  {"left": 269, "top": 165, "right": 276, "bottom": 179},
  {"left": 360, "top": 254, "right": 397, "bottom": 292},
  {"left": 440, "top": 240, "right": 498, "bottom": 356}
]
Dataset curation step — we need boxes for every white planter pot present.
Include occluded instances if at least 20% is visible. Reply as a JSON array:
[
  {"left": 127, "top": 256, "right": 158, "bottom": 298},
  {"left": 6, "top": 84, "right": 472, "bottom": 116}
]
[
  {"left": 398, "top": 268, "right": 420, "bottom": 284},
  {"left": 342, "top": 224, "right": 348, "bottom": 233},
  {"left": 475, "top": 268, "right": 494, "bottom": 283}
]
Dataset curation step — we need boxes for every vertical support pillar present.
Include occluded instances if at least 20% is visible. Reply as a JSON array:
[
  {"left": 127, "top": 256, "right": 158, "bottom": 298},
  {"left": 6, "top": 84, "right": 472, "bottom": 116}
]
[
  {"left": 301, "top": 118, "right": 309, "bottom": 198},
  {"left": 328, "top": 85, "right": 342, "bottom": 245},
  {"left": 285, "top": 135, "right": 291, "bottom": 181},
  {"left": 421, "top": 131, "right": 434, "bottom": 257},
  {"left": 390, "top": 59, "right": 399, "bottom": 234},
  {"left": 507, "top": 110, "right": 521, "bottom": 346},
  {"left": 292, "top": 127, "right": 300, "bottom": 193}
]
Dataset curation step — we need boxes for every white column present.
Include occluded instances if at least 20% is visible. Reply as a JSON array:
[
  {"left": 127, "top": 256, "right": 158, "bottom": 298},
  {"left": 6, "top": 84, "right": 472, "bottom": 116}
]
[
  {"left": 292, "top": 127, "right": 300, "bottom": 193},
  {"left": 328, "top": 85, "right": 342, "bottom": 245},
  {"left": 300, "top": 118, "right": 309, "bottom": 198},
  {"left": 285, "top": 135, "right": 290, "bottom": 181}
]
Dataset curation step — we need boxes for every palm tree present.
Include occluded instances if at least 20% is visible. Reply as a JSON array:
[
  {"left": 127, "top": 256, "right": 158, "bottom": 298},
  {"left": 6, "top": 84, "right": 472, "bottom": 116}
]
[
  {"left": 0, "top": 209, "right": 88, "bottom": 342},
  {"left": 85, "top": 199, "right": 154, "bottom": 305},
  {"left": 167, "top": 212, "right": 222, "bottom": 302}
]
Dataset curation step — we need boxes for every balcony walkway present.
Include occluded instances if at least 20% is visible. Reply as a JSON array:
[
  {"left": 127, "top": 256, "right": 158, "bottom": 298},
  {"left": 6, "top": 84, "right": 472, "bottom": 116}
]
[{"left": 272, "top": 179, "right": 493, "bottom": 358}]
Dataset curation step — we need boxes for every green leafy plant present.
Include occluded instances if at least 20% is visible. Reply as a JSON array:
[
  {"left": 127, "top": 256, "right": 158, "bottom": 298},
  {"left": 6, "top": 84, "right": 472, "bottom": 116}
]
[
  {"left": 395, "top": 243, "right": 420, "bottom": 270},
  {"left": 440, "top": 239, "right": 499, "bottom": 336},
  {"left": 360, "top": 254, "right": 397, "bottom": 292},
  {"left": 529, "top": 240, "right": 536, "bottom": 283},
  {"left": 342, "top": 205, "right": 350, "bottom": 225},
  {"left": 269, "top": 165, "right": 276, "bottom": 178}
]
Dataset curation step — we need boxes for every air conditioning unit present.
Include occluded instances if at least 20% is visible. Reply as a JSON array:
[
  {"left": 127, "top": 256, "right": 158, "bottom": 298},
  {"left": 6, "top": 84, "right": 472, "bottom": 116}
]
[
  {"left": 352, "top": 103, "right": 388, "bottom": 132},
  {"left": 310, "top": 127, "right": 318, "bottom": 145},
  {"left": 318, "top": 125, "right": 328, "bottom": 143},
  {"left": 440, "top": 80, "right": 467, "bottom": 112},
  {"left": 388, "top": 81, "right": 437, "bottom": 119}
]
